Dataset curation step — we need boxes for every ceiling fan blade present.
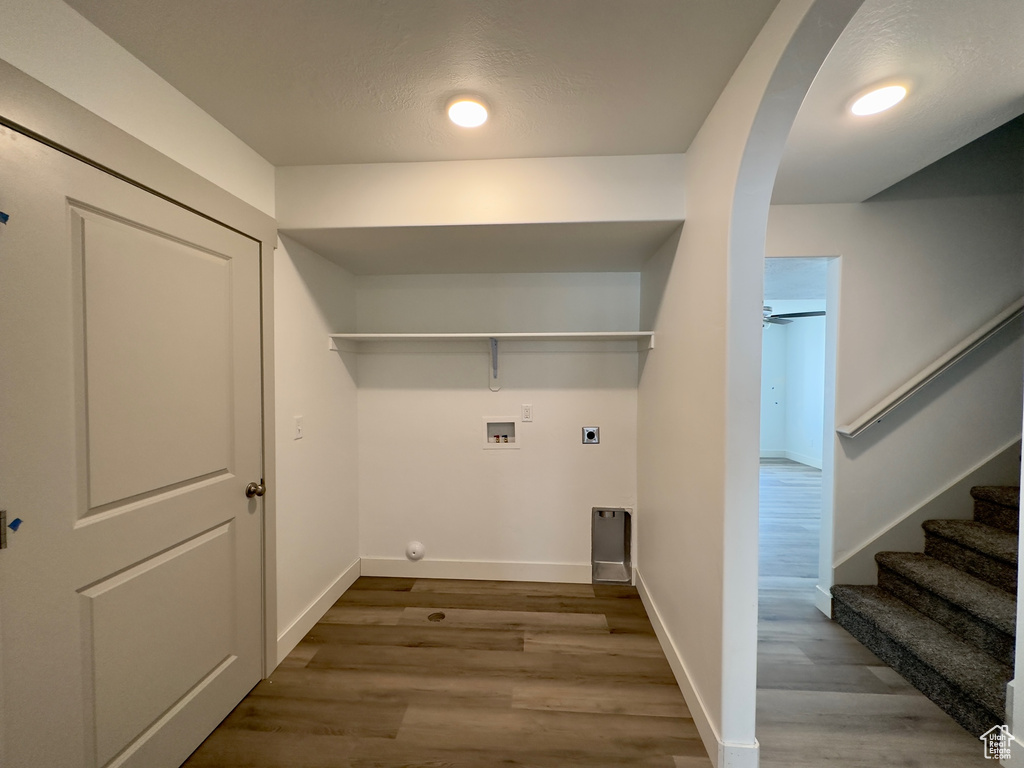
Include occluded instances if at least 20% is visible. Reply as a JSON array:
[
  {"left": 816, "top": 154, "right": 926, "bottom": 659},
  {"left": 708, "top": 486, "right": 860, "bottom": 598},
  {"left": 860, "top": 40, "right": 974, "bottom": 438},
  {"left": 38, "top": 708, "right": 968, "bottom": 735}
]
[
  {"left": 766, "top": 317, "right": 793, "bottom": 325},
  {"left": 771, "top": 311, "right": 825, "bottom": 319}
]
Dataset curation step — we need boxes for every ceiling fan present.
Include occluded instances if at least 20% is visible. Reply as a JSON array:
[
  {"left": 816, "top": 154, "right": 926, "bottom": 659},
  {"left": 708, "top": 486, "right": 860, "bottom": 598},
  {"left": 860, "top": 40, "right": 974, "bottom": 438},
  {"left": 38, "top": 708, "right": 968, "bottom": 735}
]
[{"left": 763, "top": 305, "right": 825, "bottom": 326}]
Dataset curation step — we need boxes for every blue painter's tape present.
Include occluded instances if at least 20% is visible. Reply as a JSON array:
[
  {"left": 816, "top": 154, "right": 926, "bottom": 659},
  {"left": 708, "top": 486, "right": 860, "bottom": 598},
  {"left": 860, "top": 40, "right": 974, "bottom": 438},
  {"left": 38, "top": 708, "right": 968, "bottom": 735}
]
[
  {"left": 0, "top": 211, "right": 9, "bottom": 224},
  {"left": 8, "top": 518, "right": 22, "bottom": 531}
]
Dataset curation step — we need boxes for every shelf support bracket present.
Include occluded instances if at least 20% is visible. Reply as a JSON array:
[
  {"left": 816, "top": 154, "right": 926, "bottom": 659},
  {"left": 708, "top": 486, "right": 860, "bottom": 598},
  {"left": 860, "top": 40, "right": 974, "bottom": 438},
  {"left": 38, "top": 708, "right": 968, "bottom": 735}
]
[{"left": 489, "top": 337, "right": 501, "bottom": 392}]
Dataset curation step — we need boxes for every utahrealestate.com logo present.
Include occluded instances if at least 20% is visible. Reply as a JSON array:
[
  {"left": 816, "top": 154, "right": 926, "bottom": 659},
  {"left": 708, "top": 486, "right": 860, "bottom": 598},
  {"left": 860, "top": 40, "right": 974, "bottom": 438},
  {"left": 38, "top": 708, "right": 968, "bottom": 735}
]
[{"left": 981, "top": 725, "right": 1016, "bottom": 760}]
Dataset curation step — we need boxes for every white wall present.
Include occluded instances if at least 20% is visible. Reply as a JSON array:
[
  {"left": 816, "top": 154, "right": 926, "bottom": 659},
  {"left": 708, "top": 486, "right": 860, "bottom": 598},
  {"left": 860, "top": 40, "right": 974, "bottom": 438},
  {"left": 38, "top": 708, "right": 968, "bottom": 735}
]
[
  {"left": 355, "top": 273, "right": 639, "bottom": 581},
  {"left": 273, "top": 235, "right": 360, "bottom": 662},
  {"left": 0, "top": 0, "right": 275, "bottom": 215},
  {"left": 357, "top": 272, "right": 640, "bottom": 333},
  {"left": 767, "top": 194, "right": 1024, "bottom": 587},
  {"left": 760, "top": 322, "right": 788, "bottom": 454},
  {"left": 784, "top": 308, "right": 826, "bottom": 467},
  {"left": 636, "top": 2, "right": 862, "bottom": 766},
  {"left": 276, "top": 154, "right": 686, "bottom": 230},
  {"left": 1013, "top": 375, "right": 1024, "bottom": 758}
]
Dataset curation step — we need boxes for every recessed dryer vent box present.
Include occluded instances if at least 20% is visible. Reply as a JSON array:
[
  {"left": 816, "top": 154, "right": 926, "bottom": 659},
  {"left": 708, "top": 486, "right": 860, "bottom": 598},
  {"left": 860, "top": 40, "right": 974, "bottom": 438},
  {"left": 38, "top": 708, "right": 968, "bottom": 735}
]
[
  {"left": 484, "top": 419, "right": 517, "bottom": 449},
  {"left": 592, "top": 507, "right": 632, "bottom": 584}
]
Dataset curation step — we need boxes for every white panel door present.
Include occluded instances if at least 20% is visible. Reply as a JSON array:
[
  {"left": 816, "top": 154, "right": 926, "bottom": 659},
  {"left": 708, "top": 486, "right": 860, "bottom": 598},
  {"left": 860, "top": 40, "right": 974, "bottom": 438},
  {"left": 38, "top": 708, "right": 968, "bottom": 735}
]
[{"left": 0, "top": 126, "right": 264, "bottom": 767}]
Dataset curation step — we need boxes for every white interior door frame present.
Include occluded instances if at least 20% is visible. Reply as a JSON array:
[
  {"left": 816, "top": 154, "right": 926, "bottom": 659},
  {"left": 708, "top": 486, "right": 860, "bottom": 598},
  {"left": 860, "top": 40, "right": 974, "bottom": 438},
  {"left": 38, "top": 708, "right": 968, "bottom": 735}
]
[{"left": 817, "top": 255, "right": 842, "bottom": 616}]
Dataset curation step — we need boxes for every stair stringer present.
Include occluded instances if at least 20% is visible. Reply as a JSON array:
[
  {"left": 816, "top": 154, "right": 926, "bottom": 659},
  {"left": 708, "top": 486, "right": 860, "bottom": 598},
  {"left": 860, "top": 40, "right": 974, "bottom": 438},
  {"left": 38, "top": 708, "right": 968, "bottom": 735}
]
[{"left": 832, "top": 439, "right": 1021, "bottom": 587}]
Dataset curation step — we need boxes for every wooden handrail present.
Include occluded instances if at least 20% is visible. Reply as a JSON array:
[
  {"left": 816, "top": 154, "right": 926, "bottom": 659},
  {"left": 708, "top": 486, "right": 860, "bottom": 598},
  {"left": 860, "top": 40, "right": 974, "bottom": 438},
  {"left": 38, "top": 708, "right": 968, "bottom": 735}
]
[{"left": 837, "top": 297, "right": 1024, "bottom": 438}]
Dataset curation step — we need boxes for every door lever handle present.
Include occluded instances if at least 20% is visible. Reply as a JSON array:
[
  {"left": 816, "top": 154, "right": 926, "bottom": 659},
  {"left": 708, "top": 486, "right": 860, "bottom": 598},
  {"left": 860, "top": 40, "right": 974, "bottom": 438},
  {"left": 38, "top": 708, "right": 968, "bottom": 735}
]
[{"left": 245, "top": 482, "right": 266, "bottom": 498}]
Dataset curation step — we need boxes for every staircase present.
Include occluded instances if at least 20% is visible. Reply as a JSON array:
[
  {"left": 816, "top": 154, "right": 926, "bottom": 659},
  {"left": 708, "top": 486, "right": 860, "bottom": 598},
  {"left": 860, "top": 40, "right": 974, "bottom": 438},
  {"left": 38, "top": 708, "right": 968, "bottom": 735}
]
[{"left": 831, "top": 486, "right": 1019, "bottom": 736}]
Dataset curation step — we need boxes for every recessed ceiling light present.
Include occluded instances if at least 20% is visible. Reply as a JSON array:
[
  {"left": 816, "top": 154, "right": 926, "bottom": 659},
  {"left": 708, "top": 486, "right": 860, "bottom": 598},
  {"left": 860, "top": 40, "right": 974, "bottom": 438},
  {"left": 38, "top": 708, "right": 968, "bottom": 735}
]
[
  {"left": 850, "top": 85, "right": 907, "bottom": 116},
  {"left": 447, "top": 98, "right": 488, "bottom": 128}
]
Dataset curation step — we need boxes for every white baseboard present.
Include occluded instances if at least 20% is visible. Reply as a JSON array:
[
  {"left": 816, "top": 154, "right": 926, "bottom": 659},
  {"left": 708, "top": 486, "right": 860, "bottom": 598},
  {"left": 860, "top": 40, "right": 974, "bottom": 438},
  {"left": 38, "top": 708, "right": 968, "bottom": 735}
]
[
  {"left": 815, "top": 584, "right": 832, "bottom": 617},
  {"left": 760, "top": 450, "right": 822, "bottom": 469},
  {"left": 635, "top": 569, "right": 723, "bottom": 768},
  {"left": 276, "top": 557, "right": 360, "bottom": 666},
  {"left": 784, "top": 450, "right": 822, "bottom": 469},
  {"left": 719, "top": 740, "right": 761, "bottom": 768},
  {"left": 360, "top": 557, "right": 591, "bottom": 584}
]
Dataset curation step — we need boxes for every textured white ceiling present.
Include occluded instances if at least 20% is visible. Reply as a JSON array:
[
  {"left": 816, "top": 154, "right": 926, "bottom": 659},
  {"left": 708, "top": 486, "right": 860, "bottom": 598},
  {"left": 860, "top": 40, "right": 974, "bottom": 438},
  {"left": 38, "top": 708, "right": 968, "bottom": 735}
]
[
  {"left": 772, "top": 0, "right": 1024, "bottom": 204},
  {"left": 64, "top": 0, "right": 779, "bottom": 166},
  {"left": 60, "top": 0, "right": 1024, "bottom": 275},
  {"left": 764, "top": 257, "right": 829, "bottom": 301}
]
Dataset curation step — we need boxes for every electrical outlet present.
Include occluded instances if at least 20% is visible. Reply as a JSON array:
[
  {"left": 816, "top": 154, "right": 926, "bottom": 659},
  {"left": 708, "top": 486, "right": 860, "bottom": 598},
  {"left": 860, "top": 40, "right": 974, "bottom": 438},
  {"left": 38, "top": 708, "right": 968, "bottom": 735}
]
[
  {"left": 294, "top": 416, "right": 304, "bottom": 440},
  {"left": 582, "top": 427, "right": 600, "bottom": 444},
  {"left": 522, "top": 404, "right": 533, "bottom": 422}
]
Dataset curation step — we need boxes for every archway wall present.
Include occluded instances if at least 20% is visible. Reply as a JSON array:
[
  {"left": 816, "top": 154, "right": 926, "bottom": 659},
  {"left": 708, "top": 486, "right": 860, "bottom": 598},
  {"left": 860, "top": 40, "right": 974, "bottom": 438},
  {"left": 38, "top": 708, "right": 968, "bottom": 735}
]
[{"left": 636, "top": 1, "right": 864, "bottom": 765}]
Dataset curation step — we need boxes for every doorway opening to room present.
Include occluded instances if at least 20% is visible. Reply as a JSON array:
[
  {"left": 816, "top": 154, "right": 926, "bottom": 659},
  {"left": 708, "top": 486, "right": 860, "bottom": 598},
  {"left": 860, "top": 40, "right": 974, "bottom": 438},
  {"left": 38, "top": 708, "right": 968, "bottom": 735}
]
[
  {"left": 758, "top": 255, "right": 837, "bottom": 614},
  {"left": 756, "top": 254, "right": 848, "bottom": 762}
]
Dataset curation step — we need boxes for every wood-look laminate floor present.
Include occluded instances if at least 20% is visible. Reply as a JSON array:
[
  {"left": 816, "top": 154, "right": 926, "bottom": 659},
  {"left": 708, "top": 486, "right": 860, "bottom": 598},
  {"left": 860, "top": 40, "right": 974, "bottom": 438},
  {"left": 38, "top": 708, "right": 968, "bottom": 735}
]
[
  {"left": 184, "top": 578, "right": 713, "bottom": 767},
  {"left": 756, "top": 458, "right": 991, "bottom": 767}
]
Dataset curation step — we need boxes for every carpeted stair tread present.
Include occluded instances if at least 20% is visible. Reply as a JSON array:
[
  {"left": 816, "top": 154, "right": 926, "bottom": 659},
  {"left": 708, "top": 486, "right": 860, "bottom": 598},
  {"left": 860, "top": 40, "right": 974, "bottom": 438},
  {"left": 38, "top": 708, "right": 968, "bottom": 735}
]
[
  {"left": 875, "top": 552, "right": 1016, "bottom": 665},
  {"left": 922, "top": 520, "right": 1017, "bottom": 565},
  {"left": 971, "top": 486, "right": 1020, "bottom": 534},
  {"left": 875, "top": 552, "right": 1016, "bottom": 636},
  {"left": 971, "top": 486, "right": 1020, "bottom": 510},
  {"left": 831, "top": 584, "right": 1010, "bottom": 732}
]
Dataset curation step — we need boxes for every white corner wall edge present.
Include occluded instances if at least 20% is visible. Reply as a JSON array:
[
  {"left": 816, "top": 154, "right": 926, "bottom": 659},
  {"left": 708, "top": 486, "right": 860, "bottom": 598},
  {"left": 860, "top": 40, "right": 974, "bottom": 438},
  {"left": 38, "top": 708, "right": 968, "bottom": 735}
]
[
  {"left": 815, "top": 584, "right": 833, "bottom": 617},
  {"left": 0, "top": 0, "right": 275, "bottom": 216},
  {"left": 360, "top": 558, "right": 591, "bottom": 584},
  {"left": 276, "top": 558, "right": 361, "bottom": 666},
  {"left": 636, "top": 569, "right": 758, "bottom": 768},
  {"left": 1005, "top": 679, "right": 1019, "bottom": 767}
]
